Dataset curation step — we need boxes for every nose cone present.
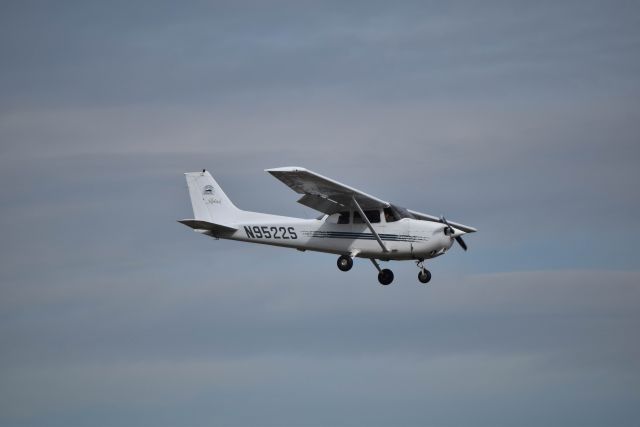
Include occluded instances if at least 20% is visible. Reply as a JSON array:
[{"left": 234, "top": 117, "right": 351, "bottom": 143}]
[
  {"left": 445, "top": 227, "right": 469, "bottom": 251},
  {"left": 439, "top": 224, "right": 466, "bottom": 238},
  {"left": 452, "top": 228, "right": 466, "bottom": 238},
  {"left": 438, "top": 226, "right": 465, "bottom": 250}
]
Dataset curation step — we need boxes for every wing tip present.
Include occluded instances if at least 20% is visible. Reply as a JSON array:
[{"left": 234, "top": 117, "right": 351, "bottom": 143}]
[{"left": 265, "top": 166, "right": 309, "bottom": 174}]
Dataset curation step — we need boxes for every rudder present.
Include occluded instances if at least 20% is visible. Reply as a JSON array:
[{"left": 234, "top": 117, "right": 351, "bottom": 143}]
[{"left": 184, "top": 170, "right": 240, "bottom": 224}]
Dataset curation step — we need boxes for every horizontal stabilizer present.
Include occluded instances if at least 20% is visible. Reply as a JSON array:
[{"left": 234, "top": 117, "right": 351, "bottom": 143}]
[{"left": 178, "top": 219, "right": 237, "bottom": 234}]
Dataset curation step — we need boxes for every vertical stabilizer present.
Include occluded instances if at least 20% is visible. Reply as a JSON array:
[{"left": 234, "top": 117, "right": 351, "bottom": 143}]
[{"left": 184, "top": 170, "right": 240, "bottom": 224}]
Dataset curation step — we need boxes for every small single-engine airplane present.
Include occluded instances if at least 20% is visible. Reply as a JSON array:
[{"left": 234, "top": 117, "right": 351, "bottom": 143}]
[{"left": 179, "top": 167, "right": 476, "bottom": 285}]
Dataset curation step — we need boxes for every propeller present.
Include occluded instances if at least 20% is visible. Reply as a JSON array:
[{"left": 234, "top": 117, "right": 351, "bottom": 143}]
[
  {"left": 455, "top": 234, "right": 468, "bottom": 251},
  {"left": 440, "top": 215, "right": 468, "bottom": 251}
]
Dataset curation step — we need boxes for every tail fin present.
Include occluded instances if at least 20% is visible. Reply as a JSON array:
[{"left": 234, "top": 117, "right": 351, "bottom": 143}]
[{"left": 184, "top": 170, "right": 240, "bottom": 225}]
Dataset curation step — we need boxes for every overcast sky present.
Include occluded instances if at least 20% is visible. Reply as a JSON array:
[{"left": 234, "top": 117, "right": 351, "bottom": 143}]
[{"left": 1, "top": 1, "right": 639, "bottom": 426}]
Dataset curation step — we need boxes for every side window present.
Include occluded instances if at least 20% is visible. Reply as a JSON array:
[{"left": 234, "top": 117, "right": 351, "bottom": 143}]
[
  {"left": 364, "top": 209, "right": 381, "bottom": 223},
  {"left": 354, "top": 210, "right": 381, "bottom": 224},
  {"left": 384, "top": 207, "right": 398, "bottom": 222},
  {"left": 337, "top": 211, "right": 350, "bottom": 224}
]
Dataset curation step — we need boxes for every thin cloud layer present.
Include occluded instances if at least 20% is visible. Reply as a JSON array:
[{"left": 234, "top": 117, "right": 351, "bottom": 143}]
[{"left": 1, "top": 1, "right": 639, "bottom": 426}]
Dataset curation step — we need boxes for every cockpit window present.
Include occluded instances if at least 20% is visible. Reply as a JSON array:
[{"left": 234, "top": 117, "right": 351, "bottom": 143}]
[
  {"left": 388, "top": 204, "right": 415, "bottom": 220},
  {"left": 337, "top": 211, "right": 350, "bottom": 224},
  {"left": 384, "top": 207, "right": 398, "bottom": 222}
]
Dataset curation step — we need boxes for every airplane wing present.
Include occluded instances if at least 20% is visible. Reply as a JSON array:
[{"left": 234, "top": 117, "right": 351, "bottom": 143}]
[
  {"left": 407, "top": 209, "right": 477, "bottom": 233},
  {"left": 266, "top": 167, "right": 477, "bottom": 233},
  {"left": 266, "top": 167, "right": 389, "bottom": 215}
]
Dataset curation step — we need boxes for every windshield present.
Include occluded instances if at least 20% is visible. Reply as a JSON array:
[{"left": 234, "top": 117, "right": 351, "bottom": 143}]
[{"left": 388, "top": 204, "right": 415, "bottom": 220}]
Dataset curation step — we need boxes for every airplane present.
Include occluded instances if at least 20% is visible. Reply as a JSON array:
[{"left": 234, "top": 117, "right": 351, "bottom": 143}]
[{"left": 179, "top": 167, "right": 476, "bottom": 285}]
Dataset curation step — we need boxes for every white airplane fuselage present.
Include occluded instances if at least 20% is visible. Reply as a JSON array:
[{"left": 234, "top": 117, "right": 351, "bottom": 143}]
[{"left": 205, "top": 212, "right": 454, "bottom": 261}]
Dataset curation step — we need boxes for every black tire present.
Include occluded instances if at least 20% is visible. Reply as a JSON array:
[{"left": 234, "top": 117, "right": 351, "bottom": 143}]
[
  {"left": 337, "top": 255, "right": 353, "bottom": 272},
  {"left": 418, "top": 269, "right": 431, "bottom": 284},
  {"left": 378, "top": 269, "right": 394, "bottom": 285}
]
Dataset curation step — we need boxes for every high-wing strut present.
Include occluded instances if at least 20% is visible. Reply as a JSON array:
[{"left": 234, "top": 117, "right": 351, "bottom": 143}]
[{"left": 351, "top": 196, "right": 388, "bottom": 253}]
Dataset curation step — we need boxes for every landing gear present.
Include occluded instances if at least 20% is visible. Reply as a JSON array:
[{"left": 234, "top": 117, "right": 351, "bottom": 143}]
[
  {"left": 378, "top": 269, "right": 394, "bottom": 285},
  {"left": 337, "top": 255, "right": 353, "bottom": 272},
  {"left": 416, "top": 259, "right": 431, "bottom": 284},
  {"left": 418, "top": 269, "right": 431, "bottom": 284},
  {"left": 370, "top": 259, "right": 394, "bottom": 285},
  {"left": 336, "top": 256, "right": 434, "bottom": 286}
]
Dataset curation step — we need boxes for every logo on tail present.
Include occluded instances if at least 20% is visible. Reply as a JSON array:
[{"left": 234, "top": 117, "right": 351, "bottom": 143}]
[{"left": 203, "top": 185, "right": 215, "bottom": 195}]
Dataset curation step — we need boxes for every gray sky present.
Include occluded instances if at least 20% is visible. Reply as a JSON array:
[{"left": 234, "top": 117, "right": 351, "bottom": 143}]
[{"left": 1, "top": 1, "right": 639, "bottom": 426}]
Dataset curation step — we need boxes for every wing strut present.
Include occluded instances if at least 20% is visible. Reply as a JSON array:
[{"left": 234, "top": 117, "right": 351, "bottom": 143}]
[{"left": 351, "top": 196, "right": 388, "bottom": 253}]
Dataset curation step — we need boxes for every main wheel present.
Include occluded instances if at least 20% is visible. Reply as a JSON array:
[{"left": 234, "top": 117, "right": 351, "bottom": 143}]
[
  {"left": 418, "top": 269, "right": 431, "bottom": 284},
  {"left": 337, "top": 255, "right": 353, "bottom": 272},
  {"left": 378, "top": 269, "right": 394, "bottom": 285}
]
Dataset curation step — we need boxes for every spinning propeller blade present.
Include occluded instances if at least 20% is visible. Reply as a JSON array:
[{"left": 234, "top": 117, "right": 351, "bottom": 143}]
[
  {"left": 455, "top": 235, "right": 468, "bottom": 251},
  {"left": 440, "top": 215, "right": 468, "bottom": 251}
]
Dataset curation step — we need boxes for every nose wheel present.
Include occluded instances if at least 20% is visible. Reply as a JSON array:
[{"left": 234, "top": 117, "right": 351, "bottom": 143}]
[
  {"left": 418, "top": 269, "right": 431, "bottom": 283},
  {"left": 416, "top": 260, "right": 431, "bottom": 284}
]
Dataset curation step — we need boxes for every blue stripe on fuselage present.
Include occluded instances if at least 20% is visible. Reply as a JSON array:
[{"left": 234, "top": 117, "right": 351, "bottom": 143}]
[{"left": 302, "top": 231, "right": 427, "bottom": 242}]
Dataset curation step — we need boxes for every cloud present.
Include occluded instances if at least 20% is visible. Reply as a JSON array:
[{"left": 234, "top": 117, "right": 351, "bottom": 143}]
[
  {"left": 2, "top": 268, "right": 639, "bottom": 426},
  {"left": 2, "top": 1, "right": 640, "bottom": 426}
]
